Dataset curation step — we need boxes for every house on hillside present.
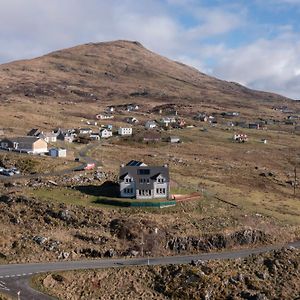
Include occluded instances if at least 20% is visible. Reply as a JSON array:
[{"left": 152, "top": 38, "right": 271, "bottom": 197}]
[
  {"left": 119, "top": 160, "right": 170, "bottom": 199},
  {"left": 118, "top": 127, "right": 133, "bottom": 136},
  {"left": 168, "top": 136, "right": 181, "bottom": 143},
  {"left": 159, "top": 117, "right": 176, "bottom": 127},
  {"left": 99, "top": 128, "right": 112, "bottom": 138},
  {"left": 125, "top": 117, "right": 138, "bottom": 124},
  {"left": 248, "top": 123, "right": 260, "bottom": 129},
  {"left": 233, "top": 133, "right": 248, "bottom": 143},
  {"left": 90, "top": 133, "right": 100, "bottom": 140},
  {"left": 40, "top": 132, "right": 57, "bottom": 143},
  {"left": 0, "top": 137, "right": 48, "bottom": 154},
  {"left": 96, "top": 114, "right": 114, "bottom": 120},
  {"left": 56, "top": 130, "right": 77, "bottom": 143},
  {"left": 194, "top": 113, "right": 208, "bottom": 122},
  {"left": 145, "top": 120, "right": 157, "bottom": 129},
  {"left": 106, "top": 106, "right": 115, "bottom": 113},
  {"left": 49, "top": 148, "right": 67, "bottom": 157},
  {"left": 78, "top": 128, "right": 93, "bottom": 135}
]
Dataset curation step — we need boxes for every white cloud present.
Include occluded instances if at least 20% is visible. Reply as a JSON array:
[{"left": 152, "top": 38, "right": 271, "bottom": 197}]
[{"left": 212, "top": 35, "right": 300, "bottom": 99}]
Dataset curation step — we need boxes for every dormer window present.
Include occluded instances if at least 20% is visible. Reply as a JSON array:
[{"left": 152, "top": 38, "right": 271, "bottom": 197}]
[{"left": 125, "top": 177, "right": 132, "bottom": 183}]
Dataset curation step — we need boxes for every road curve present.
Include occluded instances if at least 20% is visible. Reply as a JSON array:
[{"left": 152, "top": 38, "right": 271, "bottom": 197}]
[{"left": 0, "top": 240, "right": 299, "bottom": 299}]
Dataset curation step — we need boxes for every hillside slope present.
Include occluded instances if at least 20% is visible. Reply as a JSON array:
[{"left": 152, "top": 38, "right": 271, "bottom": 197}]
[{"left": 0, "top": 40, "right": 292, "bottom": 108}]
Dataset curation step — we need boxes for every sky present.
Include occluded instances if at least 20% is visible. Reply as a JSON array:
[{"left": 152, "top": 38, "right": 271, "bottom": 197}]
[{"left": 1, "top": 0, "right": 300, "bottom": 99}]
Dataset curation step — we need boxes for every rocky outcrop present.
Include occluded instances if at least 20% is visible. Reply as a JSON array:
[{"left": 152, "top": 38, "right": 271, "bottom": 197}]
[{"left": 167, "top": 229, "right": 272, "bottom": 252}]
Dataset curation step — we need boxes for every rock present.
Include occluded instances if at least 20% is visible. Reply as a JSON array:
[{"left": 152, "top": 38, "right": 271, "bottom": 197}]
[
  {"left": 104, "top": 249, "right": 115, "bottom": 258},
  {"left": 58, "top": 251, "right": 70, "bottom": 260},
  {"left": 33, "top": 236, "right": 48, "bottom": 245},
  {"left": 80, "top": 248, "right": 102, "bottom": 258},
  {"left": 130, "top": 250, "right": 139, "bottom": 257}
]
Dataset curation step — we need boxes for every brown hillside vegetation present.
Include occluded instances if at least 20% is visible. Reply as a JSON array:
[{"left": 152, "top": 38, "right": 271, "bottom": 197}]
[{"left": 0, "top": 40, "right": 293, "bottom": 108}]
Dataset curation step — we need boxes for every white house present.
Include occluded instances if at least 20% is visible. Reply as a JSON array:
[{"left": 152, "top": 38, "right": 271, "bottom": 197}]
[
  {"left": 1, "top": 137, "right": 48, "bottom": 154},
  {"left": 49, "top": 148, "right": 67, "bottom": 158},
  {"left": 41, "top": 132, "right": 57, "bottom": 143},
  {"left": 96, "top": 114, "right": 114, "bottom": 120},
  {"left": 78, "top": 128, "right": 92, "bottom": 135},
  {"left": 145, "top": 120, "right": 157, "bottom": 129},
  {"left": 100, "top": 128, "right": 113, "bottom": 138},
  {"left": 160, "top": 117, "right": 176, "bottom": 127},
  {"left": 90, "top": 133, "right": 100, "bottom": 140},
  {"left": 118, "top": 127, "right": 133, "bottom": 136}
]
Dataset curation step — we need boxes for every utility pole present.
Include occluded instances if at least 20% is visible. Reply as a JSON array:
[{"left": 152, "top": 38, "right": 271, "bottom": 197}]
[
  {"left": 294, "top": 166, "right": 297, "bottom": 198},
  {"left": 141, "top": 231, "right": 144, "bottom": 257}
]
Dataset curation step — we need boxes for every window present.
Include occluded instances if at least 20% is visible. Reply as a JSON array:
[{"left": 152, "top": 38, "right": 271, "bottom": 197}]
[
  {"left": 125, "top": 177, "right": 131, "bottom": 183},
  {"left": 138, "top": 169, "right": 150, "bottom": 175}
]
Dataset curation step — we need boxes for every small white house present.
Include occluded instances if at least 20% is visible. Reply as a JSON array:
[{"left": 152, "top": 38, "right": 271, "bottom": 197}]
[
  {"left": 90, "top": 133, "right": 100, "bottom": 140},
  {"left": 145, "top": 120, "right": 157, "bottom": 129},
  {"left": 96, "top": 114, "right": 114, "bottom": 120},
  {"left": 39, "top": 132, "right": 57, "bottom": 143},
  {"left": 79, "top": 128, "right": 92, "bottom": 135},
  {"left": 49, "top": 148, "right": 67, "bottom": 158},
  {"left": 168, "top": 136, "right": 181, "bottom": 143},
  {"left": 106, "top": 106, "right": 115, "bottom": 113},
  {"left": 118, "top": 127, "right": 133, "bottom": 136},
  {"left": 100, "top": 128, "right": 113, "bottom": 138}
]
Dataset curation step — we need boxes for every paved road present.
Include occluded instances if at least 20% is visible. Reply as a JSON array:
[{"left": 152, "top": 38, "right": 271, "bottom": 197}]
[{"left": 0, "top": 240, "right": 299, "bottom": 299}]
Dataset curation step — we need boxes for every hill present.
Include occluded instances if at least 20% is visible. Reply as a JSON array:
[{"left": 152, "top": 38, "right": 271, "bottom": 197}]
[{"left": 0, "top": 40, "right": 293, "bottom": 106}]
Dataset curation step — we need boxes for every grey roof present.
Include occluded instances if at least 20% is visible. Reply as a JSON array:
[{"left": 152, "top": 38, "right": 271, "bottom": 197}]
[
  {"left": 27, "top": 128, "right": 41, "bottom": 136},
  {"left": 10, "top": 136, "right": 42, "bottom": 143},
  {"left": 119, "top": 164, "right": 169, "bottom": 189}
]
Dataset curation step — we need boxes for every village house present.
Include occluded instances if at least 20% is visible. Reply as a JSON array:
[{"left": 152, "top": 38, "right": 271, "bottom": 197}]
[
  {"left": 233, "top": 133, "right": 248, "bottom": 143},
  {"left": 106, "top": 106, "right": 115, "bottom": 113},
  {"left": 99, "top": 128, "right": 112, "bottom": 138},
  {"left": 119, "top": 160, "right": 170, "bottom": 199},
  {"left": 248, "top": 123, "right": 260, "bottom": 129},
  {"left": 0, "top": 137, "right": 48, "bottom": 154},
  {"left": 56, "top": 131, "right": 76, "bottom": 143},
  {"left": 194, "top": 113, "right": 208, "bottom": 122},
  {"left": 40, "top": 132, "right": 57, "bottom": 143},
  {"left": 27, "top": 128, "right": 56, "bottom": 143},
  {"left": 159, "top": 116, "right": 177, "bottom": 127},
  {"left": 145, "top": 120, "right": 157, "bottom": 129},
  {"left": 96, "top": 114, "right": 114, "bottom": 120},
  {"left": 126, "top": 104, "right": 139, "bottom": 111},
  {"left": 78, "top": 128, "right": 93, "bottom": 135},
  {"left": 49, "top": 148, "right": 67, "bottom": 158},
  {"left": 90, "top": 133, "right": 100, "bottom": 140},
  {"left": 221, "top": 111, "right": 240, "bottom": 117},
  {"left": 125, "top": 117, "right": 138, "bottom": 124},
  {"left": 118, "top": 127, "right": 133, "bottom": 136},
  {"left": 86, "top": 121, "right": 98, "bottom": 126},
  {"left": 168, "top": 136, "right": 181, "bottom": 143}
]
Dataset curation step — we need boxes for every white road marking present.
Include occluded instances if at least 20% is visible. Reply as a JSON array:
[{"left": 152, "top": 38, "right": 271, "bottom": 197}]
[{"left": 0, "top": 281, "right": 10, "bottom": 291}]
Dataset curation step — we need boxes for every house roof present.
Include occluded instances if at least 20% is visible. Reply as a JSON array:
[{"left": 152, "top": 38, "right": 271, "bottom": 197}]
[
  {"left": 119, "top": 164, "right": 169, "bottom": 189},
  {"left": 27, "top": 128, "right": 41, "bottom": 136},
  {"left": 2, "top": 136, "right": 47, "bottom": 149},
  {"left": 9, "top": 136, "right": 43, "bottom": 143}
]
